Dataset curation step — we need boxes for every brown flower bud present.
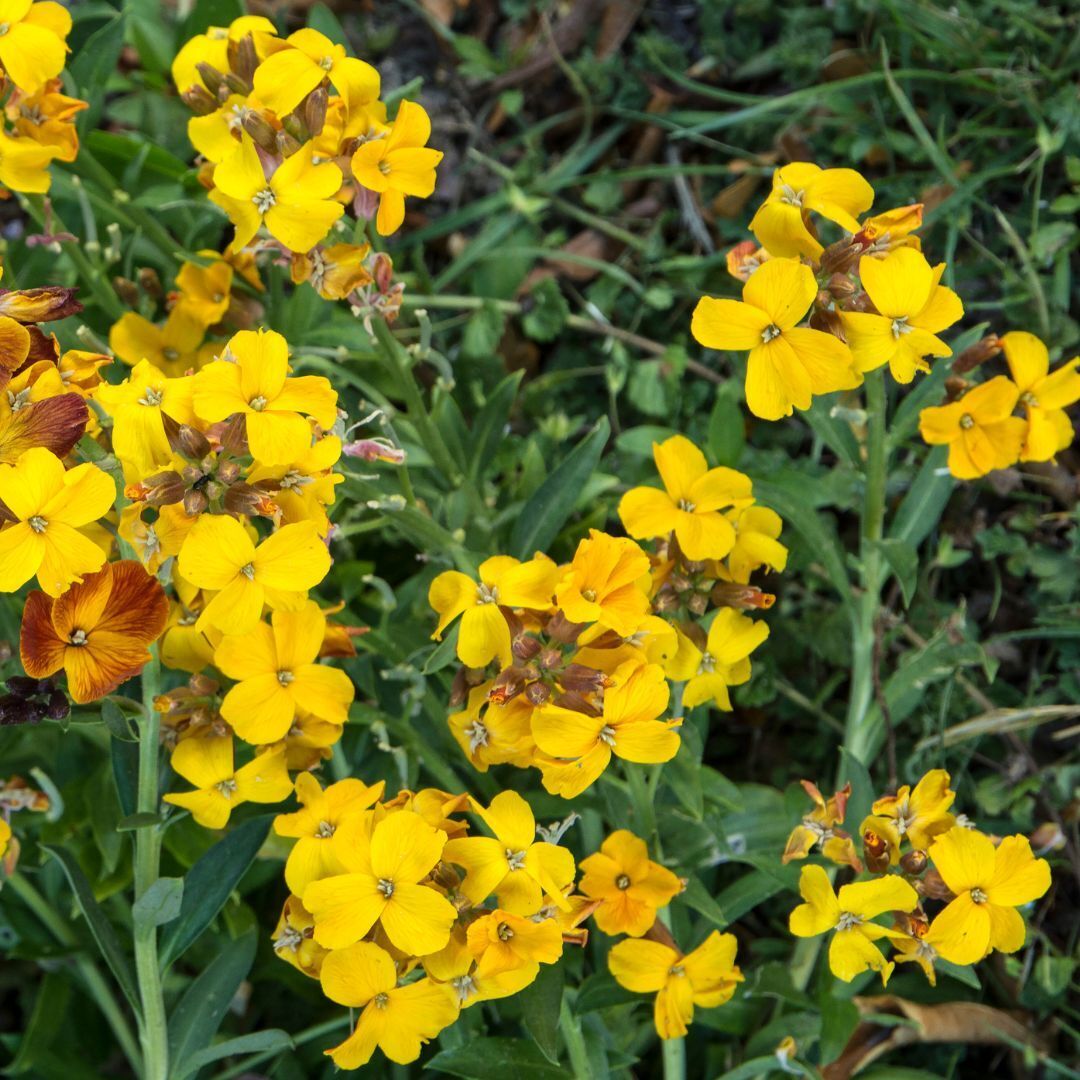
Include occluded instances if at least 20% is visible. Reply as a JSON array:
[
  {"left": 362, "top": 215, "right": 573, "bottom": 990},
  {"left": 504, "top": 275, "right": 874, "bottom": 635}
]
[
  {"left": 862, "top": 829, "right": 892, "bottom": 874},
  {"left": 304, "top": 87, "right": 329, "bottom": 138},
  {"left": 551, "top": 691, "right": 601, "bottom": 716},
  {"left": 221, "top": 72, "right": 250, "bottom": 97},
  {"left": 173, "top": 423, "right": 212, "bottom": 460},
  {"left": 827, "top": 273, "right": 856, "bottom": 301},
  {"left": 142, "top": 470, "right": 186, "bottom": 507},
  {"left": 546, "top": 610, "right": 587, "bottom": 645},
  {"left": 819, "top": 235, "right": 859, "bottom": 276},
  {"left": 181, "top": 85, "right": 219, "bottom": 116},
  {"left": 188, "top": 672, "right": 219, "bottom": 696},
  {"left": 512, "top": 634, "right": 542, "bottom": 662},
  {"left": 217, "top": 460, "right": 241, "bottom": 485},
  {"left": 951, "top": 334, "right": 1001, "bottom": 376},
  {"left": 525, "top": 681, "right": 551, "bottom": 706},
  {"left": 687, "top": 591, "right": 709, "bottom": 616},
  {"left": 113, "top": 276, "right": 140, "bottom": 307},
  {"left": 539, "top": 648, "right": 562, "bottom": 671},
  {"left": 917, "top": 868, "right": 954, "bottom": 901},
  {"left": 194, "top": 62, "right": 226, "bottom": 97},
  {"left": 559, "top": 663, "right": 610, "bottom": 695},
  {"left": 372, "top": 252, "right": 394, "bottom": 294},
  {"left": 137, "top": 267, "right": 162, "bottom": 299},
  {"left": 899, "top": 849, "right": 928, "bottom": 875},
  {"left": 489, "top": 666, "right": 528, "bottom": 705},
  {"left": 711, "top": 582, "right": 775, "bottom": 610},
  {"left": 223, "top": 482, "right": 264, "bottom": 515},
  {"left": 230, "top": 33, "right": 258, "bottom": 84},
  {"left": 241, "top": 110, "right": 279, "bottom": 155},
  {"left": 276, "top": 130, "right": 302, "bottom": 158},
  {"left": 281, "top": 113, "right": 309, "bottom": 144},
  {"left": 183, "top": 489, "right": 210, "bottom": 516},
  {"left": 219, "top": 415, "right": 249, "bottom": 457},
  {"left": 943, "top": 377, "right": 969, "bottom": 405},
  {"left": 809, "top": 308, "right": 845, "bottom": 339}
]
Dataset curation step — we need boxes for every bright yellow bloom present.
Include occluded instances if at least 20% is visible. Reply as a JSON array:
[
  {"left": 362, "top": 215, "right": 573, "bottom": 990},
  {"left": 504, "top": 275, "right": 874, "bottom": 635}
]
[
  {"left": 94, "top": 360, "right": 196, "bottom": 477},
  {"left": 422, "top": 925, "right": 537, "bottom": 1008},
  {"left": 350, "top": 100, "right": 443, "bottom": 236},
  {"left": 109, "top": 309, "right": 214, "bottom": 378},
  {"left": 579, "top": 830, "right": 681, "bottom": 936},
  {"left": 749, "top": 163, "right": 874, "bottom": 260},
  {"left": 781, "top": 781, "right": 861, "bottom": 872},
  {"left": 919, "top": 376, "right": 1026, "bottom": 479},
  {"left": 170, "top": 16, "right": 277, "bottom": 94},
  {"left": 162, "top": 736, "right": 292, "bottom": 829},
  {"left": 303, "top": 810, "right": 457, "bottom": 954},
  {"left": 465, "top": 909, "right": 563, "bottom": 971},
  {"left": 692, "top": 257, "right": 859, "bottom": 420},
  {"left": 177, "top": 516, "right": 331, "bottom": 635},
  {"left": 448, "top": 684, "right": 535, "bottom": 772},
  {"left": 214, "top": 602, "right": 353, "bottom": 744},
  {"left": 174, "top": 258, "right": 234, "bottom": 328},
  {"left": 0, "top": 816, "right": 10, "bottom": 860},
  {"left": 618, "top": 435, "right": 752, "bottom": 561},
  {"left": 442, "top": 791, "right": 575, "bottom": 915},
  {"left": 429, "top": 555, "right": 558, "bottom": 669},
  {"left": 1000, "top": 331, "right": 1080, "bottom": 462},
  {"left": 193, "top": 329, "right": 337, "bottom": 465},
  {"left": 319, "top": 942, "right": 458, "bottom": 1068},
  {"left": 0, "top": 448, "right": 114, "bottom": 596},
  {"left": 211, "top": 137, "right": 344, "bottom": 254},
  {"left": 869, "top": 769, "right": 955, "bottom": 851},
  {"left": 272, "top": 895, "right": 328, "bottom": 979},
  {"left": 724, "top": 505, "right": 787, "bottom": 583},
  {"left": 290, "top": 243, "right": 372, "bottom": 301},
  {"left": 0, "top": 128, "right": 57, "bottom": 192},
  {"left": 666, "top": 609, "right": 769, "bottom": 710},
  {"left": 855, "top": 203, "right": 924, "bottom": 254},
  {"left": 533, "top": 661, "right": 679, "bottom": 798},
  {"left": 841, "top": 249, "right": 963, "bottom": 383},
  {"left": 252, "top": 28, "right": 380, "bottom": 118},
  {"left": 608, "top": 930, "right": 742, "bottom": 1039},
  {"left": 0, "top": 0, "right": 72, "bottom": 93},
  {"left": 926, "top": 827, "right": 1051, "bottom": 965},
  {"left": 555, "top": 530, "right": 651, "bottom": 636},
  {"left": 273, "top": 772, "right": 384, "bottom": 896},
  {"left": 788, "top": 864, "right": 917, "bottom": 985}
]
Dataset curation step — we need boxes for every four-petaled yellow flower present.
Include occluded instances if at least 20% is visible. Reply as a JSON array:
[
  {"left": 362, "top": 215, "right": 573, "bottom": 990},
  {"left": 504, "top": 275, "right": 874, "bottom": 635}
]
[
  {"left": 320, "top": 942, "right": 458, "bottom": 1068},
  {"left": 608, "top": 930, "right": 743, "bottom": 1039},
  {"left": 869, "top": 768, "right": 955, "bottom": 851},
  {"left": 619, "top": 435, "right": 753, "bottom": 561},
  {"left": 667, "top": 608, "right": 769, "bottom": 710},
  {"left": 1000, "top": 331, "right": 1080, "bottom": 462},
  {"left": 788, "top": 864, "right": 918, "bottom": 985},
  {"left": 555, "top": 530, "right": 651, "bottom": 636},
  {"left": 841, "top": 249, "right": 963, "bottom": 383},
  {"left": 781, "top": 781, "right": 861, "bottom": 872},
  {"left": 724, "top": 505, "right": 788, "bottom": 583},
  {"left": 465, "top": 909, "right": 563, "bottom": 971},
  {"left": 579, "top": 830, "right": 681, "bottom": 936},
  {"left": 926, "top": 826, "right": 1051, "bottom": 965},
  {"left": 692, "top": 257, "right": 859, "bottom": 420}
]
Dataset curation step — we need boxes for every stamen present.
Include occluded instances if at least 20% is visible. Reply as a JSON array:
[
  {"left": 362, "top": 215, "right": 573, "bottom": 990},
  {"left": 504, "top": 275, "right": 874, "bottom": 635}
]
[
  {"left": 779, "top": 184, "right": 804, "bottom": 207},
  {"left": 315, "top": 820, "right": 335, "bottom": 838},
  {"left": 506, "top": 848, "right": 527, "bottom": 870},
  {"left": 615, "top": 874, "right": 631, "bottom": 890},
  {"left": 240, "top": 563, "right": 256, "bottom": 579},
  {"left": 69, "top": 629, "right": 88, "bottom": 646},
  {"left": 376, "top": 878, "right": 395, "bottom": 897},
  {"left": 277, "top": 670, "right": 295, "bottom": 686},
  {"left": 598, "top": 725, "right": 617, "bottom": 747},
  {"left": 891, "top": 316, "right": 913, "bottom": 339},
  {"left": 836, "top": 911, "right": 863, "bottom": 931},
  {"left": 497, "top": 922, "right": 514, "bottom": 941},
  {"left": 970, "top": 888, "right": 987, "bottom": 904},
  {"left": 476, "top": 583, "right": 499, "bottom": 605},
  {"left": 139, "top": 387, "right": 165, "bottom": 406},
  {"left": 28, "top": 516, "right": 48, "bottom": 533},
  {"left": 761, "top": 324, "right": 782, "bottom": 343},
  {"left": 698, "top": 651, "right": 716, "bottom": 674},
  {"left": 959, "top": 414, "right": 975, "bottom": 430},
  {"left": 465, "top": 720, "right": 489, "bottom": 752},
  {"left": 252, "top": 188, "right": 276, "bottom": 213},
  {"left": 216, "top": 778, "right": 239, "bottom": 798},
  {"left": 248, "top": 395, "right": 268, "bottom": 411}
]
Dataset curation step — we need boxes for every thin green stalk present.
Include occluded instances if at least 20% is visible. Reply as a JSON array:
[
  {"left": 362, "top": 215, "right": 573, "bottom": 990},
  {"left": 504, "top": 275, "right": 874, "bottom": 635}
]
[
  {"left": 6, "top": 871, "right": 141, "bottom": 1072},
  {"left": 134, "top": 649, "right": 168, "bottom": 1080},
  {"left": 560, "top": 996, "right": 593, "bottom": 1078}
]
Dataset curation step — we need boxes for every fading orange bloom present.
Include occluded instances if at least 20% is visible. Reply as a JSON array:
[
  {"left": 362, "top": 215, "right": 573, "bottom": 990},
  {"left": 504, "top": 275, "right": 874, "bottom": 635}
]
[
  {"left": 854, "top": 204, "right": 923, "bottom": 254},
  {"left": 20, "top": 561, "right": 169, "bottom": 703},
  {"left": 782, "top": 780, "right": 862, "bottom": 872},
  {"left": 0, "top": 392, "right": 87, "bottom": 464},
  {"left": 725, "top": 240, "right": 770, "bottom": 283}
]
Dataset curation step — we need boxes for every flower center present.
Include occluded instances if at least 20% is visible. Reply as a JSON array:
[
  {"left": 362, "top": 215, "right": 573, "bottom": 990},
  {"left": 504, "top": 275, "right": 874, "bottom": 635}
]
[
  {"left": 319, "top": 55, "right": 334, "bottom": 71},
  {"left": 970, "top": 888, "right": 987, "bottom": 904},
  {"left": 698, "top": 651, "right": 716, "bottom": 674},
  {"left": 240, "top": 563, "right": 256, "bottom": 580},
  {"left": 274, "top": 925, "right": 303, "bottom": 951},
  {"left": 69, "top": 629, "right": 88, "bottom": 646},
  {"left": 581, "top": 588, "right": 597, "bottom": 602},
  {"left": 277, "top": 670, "right": 295, "bottom": 686},
  {"left": 216, "top": 778, "right": 239, "bottom": 798},
  {"left": 8, "top": 387, "right": 30, "bottom": 411},
  {"left": 959, "top": 413, "right": 975, "bottom": 430},
  {"left": 1021, "top": 390, "right": 1038, "bottom": 407},
  {"left": 891, "top": 316, "right": 913, "bottom": 339},
  {"left": 163, "top": 347, "right": 180, "bottom": 362},
  {"left": 465, "top": 719, "right": 489, "bottom": 752},
  {"left": 377, "top": 158, "right": 392, "bottom": 176},
  {"left": 213, "top": 292, "right": 225, "bottom": 303},
  {"left": 315, "top": 820, "right": 335, "bottom": 838},
  {"left": 761, "top": 324, "right": 782, "bottom": 343},
  {"left": 252, "top": 188, "right": 276, "bottom": 213},
  {"left": 139, "top": 386, "right": 165, "bottom": 406},
  {"left": 497, "top": 922, "right": 514, "bottom": 942},
  {"left": 373, "top": 992, "right": 389, "bottom": 1009},
  {"left": 248, "top": 395, "right": 268, "bottom": 411},
  {"left": 779, "top": 184, "right": 804, "bottom": 207},
  {"left": 476, "top": 582, "right": 499, "bottom": 605},
  {"left": 836, "top": 911, "right": 863, "bottom": 931},
  {"left": 677, "top": 498, "right": 695, "bottom": 512},
  {"left": 615, "top": 874, "right": 631, "bottom": 890},
  {"left": 669, "top": 964, "right": 685, "bottom": 977},
  {"left": 0, "top": 23, "right": 9, "bottom": 36},
  {"left": 598, "top": 724, "right": 617, "bottom": 747},
  {"left": 28, "top": 516, "right": 48, "bottom": 533},
  {"left": 506, "top": 848, "right": 527, "bottom": 870},
  {"left": 451, "top": 974, "right": 476, "bottom": 1003},
  {"left": 376, "top": 878, "right": 395, "bottom": 898}
]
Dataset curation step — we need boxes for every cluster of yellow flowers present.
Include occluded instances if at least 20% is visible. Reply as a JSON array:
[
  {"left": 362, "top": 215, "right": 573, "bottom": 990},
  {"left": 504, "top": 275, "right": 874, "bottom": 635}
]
[
  {"left": 429, "top": 433, "right": 785, "bottom": 795},
  {"left": 783, "top": 769, "right": 1052, "bottom": 985},
  {"left": 172, "top": 15, "right": 440, "bottom": 316},
  {"left": 0, "top": 0, "right": 85, "bottom": 194},
  {"left": 694, "top": 164, "right": 1080, "bottom": 479}
]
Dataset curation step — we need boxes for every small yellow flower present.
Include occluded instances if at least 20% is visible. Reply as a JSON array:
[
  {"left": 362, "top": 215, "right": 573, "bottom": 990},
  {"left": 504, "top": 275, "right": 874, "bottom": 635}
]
[
  {"left": 0, "top": 0, "right": 72, "bottom": 94},
  {"left": 170, "top": 16, "right": 277, "bottom": 95},
  {"left": 918, "top": 376, "right": 1026, "bottom": 479},
  {"left": 555, "top": 530, "right": 651, "bottom": 636},
  {"left": 692, "top": 257, "right": 859, "bottom": 420},
  {"left": 1000, "top": 331, "right": 1080, "bottom": 462},
  {"left": 749, "top": 163, "right": 875, "bottom": 260},
  {"left": 7, "top": 80, "right": 88, "bottom": 163},
  {"left": 465, "top": 909, "right": 564, "bottom": 971},
  {"left": 319, "top": 942, "right": 458, "bottom": 1068},
  {"left": 109, "top": 309, "right": 215, "bottom": 377},
  {"left": 579, "top": 830, "right": 681, "bottom": 936},
  {"left": 174, "top": 258, "right": 234, "bottom": 328},
  {"left": 870, "top": 768, "right": 955, "bottom": 851},
  {"left": 781, "top": 781, "right": 861, "bottom": 872},
  {"left": 927, "top": 826, "right": 1051, "bottom": 965},
  {"left": 608, "top": 930, "right": 742, "bottom": 1039},
  {"left": 723, "top": 505, "right": 787, "bottom": 584},
  {"left": 272, "top": 894, "right": 327, "bottom": 979},
  {"left": 666, "top": 609, "right": 769, "bottom": 711},
  {"left": 855, "top": 203, "right": 924, "bottom": 254},
  {"left": 448, "top": 684, "right": 535, "bottom": 772},
  {"left": 788, "top": 864, "right": 918, "bottom": 985},
  {"left": 422, "top": 925, "right": 537, "bottom": 1008}
]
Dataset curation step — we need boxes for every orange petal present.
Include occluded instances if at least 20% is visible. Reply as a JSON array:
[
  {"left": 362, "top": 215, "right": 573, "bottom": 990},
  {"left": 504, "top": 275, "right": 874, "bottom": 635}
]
[
  {"left": 0, "top": 393, "right": 88, "bottom": 465},
  {"left": 19, "top": 588, "right": 66, "bottom": 678}
]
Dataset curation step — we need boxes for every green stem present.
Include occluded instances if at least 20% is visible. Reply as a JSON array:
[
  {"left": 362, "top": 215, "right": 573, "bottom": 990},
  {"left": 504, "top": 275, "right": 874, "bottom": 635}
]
[
  {"left": 843, "top": 369, "right": 888, "bottom": 768},
  {"left": 6, "top": 871, "right": 141, "bottom": 1072},
  {"left": 560, "top": 996, "right": 593, "bottom": 1078},
  {"left": 134, "top": 649, "right": 168, "bottom": 1080}
]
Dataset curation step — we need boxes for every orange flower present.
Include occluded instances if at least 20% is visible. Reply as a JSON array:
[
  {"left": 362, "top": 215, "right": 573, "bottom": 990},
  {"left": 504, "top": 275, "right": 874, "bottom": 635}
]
[{"left": 20, "top": 561, "right": 169, "bottom": 703}]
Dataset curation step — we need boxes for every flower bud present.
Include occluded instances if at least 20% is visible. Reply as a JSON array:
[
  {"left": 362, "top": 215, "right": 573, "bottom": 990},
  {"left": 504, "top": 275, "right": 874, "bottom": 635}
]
[
  {"left": 113, "top": 276, "right": 140, "bottom": 307},
  {"left": 282, "top": 113, "right": 309, "bottom": 144},
  {"left": 917, "top": 868, "right": 954, "bottom": 901},
  {"left": 512, "top": 634, "right": 542, "bottom": 662},
  {"left": 242, "top": 110, "right": 279, "bottom": 154},
  {"left": 230, "top": 33, "right": 258, "bottom": 84},
  {"left": 172, "top": 423, "right": 212, "bottom": 460},
  {"left": 862, "top": 828, "right": 892, "bottom": 874},
  {"left": 142, "top": 470, "right": 186, "bottom": 507},
  {"left": 222, "top": 72, "right": 251, "bottom": 97},
  {"left": 539, "top": 648, "right": 562, "bottom": 671},
  {"left": 819, "top": 235, "right": 859, "bottom": 276},
  {"left": 276, "top": 130, "right": 302, "bottom": 158},
  {"left": 183, "top": 489, "right": 209, "bottom": 516},
  {"left": 223, "top": 482, "right": 264, "bottom": 515},
  {"left": 899, "top": 849, "right": 928, "bottom": 875},
  {"left": 137, "top": 266, "right": 162, "bottom": 299},
  {"left": 372, "top": 251, "right": 395, "bottom": 293},
  {"left": 551, "top": 691, "right": 601, "bottom": 716},
  {"left": 195, "top": 62, "right": 226, "bottom": 98},
  {"left": 687, "top": 591, "right": 709, "bottom": 616},
  {"left": 809, "top": 308, "right": 845, "bottom": 338},
  {"left": 951, "top": 334, "right": 1001, "bottom": 375},
  {"left": 304, "top": 87, "right": 329, "bottom": 137},
  {"left": 217, "top": 460, "right": 241, "bottom": 485},
  {"left": 827, "top": 273, "right": 856, "bottom": 301},
  {"left": 943, "top": 376, "right": 969, "bottom": 404},
  {"left": 559, "top": 663, "right": 610, "bottom": 695},
  {"left": 546, "top": 610, "right": 587, "bottom": 645},
  {"left": 219, "top": 415, "right": 249, "bottom": 457},
  {"left": 711, "top": 582, "right": 775, "bottom": 610},
  {"left": 489, "top": 666, "right": 529, "bottom": 705},
  {"left": 181, "top": 85, "right": 219, "bottom": 116},
  {"left": 525, "top": 681, "right": 551, "bottom": 706}
]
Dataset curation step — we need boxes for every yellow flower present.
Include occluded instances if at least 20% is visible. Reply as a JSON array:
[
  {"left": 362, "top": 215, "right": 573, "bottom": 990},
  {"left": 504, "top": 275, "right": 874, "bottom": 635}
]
[
  {"left": 193, "top": 329, "right": 337, "bottom": 465},
  {"left": 162, "top": 736, "right": 292, "bottom": 829},
  {"left": 750, "top": 163, "right": 874, "bottom": 260},
  {"left": 0, "top": 128, "right": 57, "bottom": 192},
  {"left": 781, "top": 781, "right": 861, "bottom": 872},
  {"left": 422, "top": 925, "right": 536, "bottom": 1008},
  {"left": 174, "top": 258, "right": 234, "bottom": 328},
  {"left": 870, "top": 769, "right": 955, "bottom": 851},
  {"left": 918, "top": 376, "right": 1026, "bottom": 479},
  {"left": 252, "top": 28, "right": 380, "bottom": 118},
  {"left": 319, "top": 942, "right": 458, "bottom": 1068},
  {"left": 214, "top": 602, "right": 353, "bottom": 744},
  {"left": 788, "top": 864, "right": 917, "bottom": 985},
  {"left": 855, "top": 203, "right": 924, "bottom": 254},
  {"left": 723, "top": 504, "right": 787, "bottom": 583},
  {"left": 211, "top": 137, "right": 344, "bottom": 254},
  {"left": 273, "top": 772, "right": 384, "bottom": 896},
  {"left": 0, "top": 816, "right": 10, "bottom": 860},
  {"left": 303, "top": 810, "right": 457, "bottom": 954},
  {"left": 579, "top": 829, "right": 681, "bottom": 936},
  {"left": 94, "top": 360, "right": 196, "bottom": 477},
  {"left": 290, "top": 242, "right": 372, "bottom": 301},
  {"left": 618, "top": 435, "right": 752, "bottom": 561},
  {"left": 350, "top": 100, "right": 443, "bottom": 236},
  {"left": 272, "top": 894, "right": 328, "bottom": 979},
  {"left": 927, "top": 826, "right": 1051, "bottom": 965},
  {"left": 109, "top": 309, "right": 215, "bottom": 377},
  {"left": 841, "top": 249, "right": 963, "bottom": 383},
  {"left": 442, "top": 791, "right": 575, "bottom": 915},
  {"left": 608, "top": 930, "right": 742, "bottom": 1039},
  {"left": 0, "top": 0, "right": 72, "bottom": 93},
  {"left": 448, "top": 683, "right": 536, "bottom": 772},
  {"left": 177, "top": 516, "right": 331, "bottom": 635},
  {"left": 465, "top": 909, "right": 563, "bottom": 971},
  {"left": 170, "top": 16, "right": 277, "bottom": 95},
  {"left": 555, "top": 530, "right": 651, "bottom": 636},
  {"left": 533, "top": 661, "right": 679, "bottom": 798},
  {"left": 0, "top": 447, "right": 114, "bottom": 596},
  {"left": 1000, "top": 331, "right": 1080, "bottom": 462},
  {"left": 428, "top": 555, "right": 559, "bottom": 670},
  {"left": 7, "top": 79, "right": 87, "bottom": 162},
  {"left": 692, "top": 257, "right": 859, "bottom": 420},
  {"left": 666, "top": 609, "right": 769, "bottom": 710}
]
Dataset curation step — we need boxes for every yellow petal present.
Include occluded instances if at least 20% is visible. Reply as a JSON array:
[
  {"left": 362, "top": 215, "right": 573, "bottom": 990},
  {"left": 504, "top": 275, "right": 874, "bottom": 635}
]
[
  {"left": 987, "top": 835, "right": 1051, "bottom": 907},
  {"left": 859, "top": 248, "right": 933, "bottom": 318},
  {"left": 999, "top": 331, "right": 1049, "bottom": 391},
  {"left": 690, "top": 297, "right": 770, "bottom": 351},
  {"left": 380, "top": 881, "right": 456, "bottom": 955},
  {"left": 608, "top": 937, "right": 678, "bottom": 993},
  {"left": 836, "top": 874, "right": 918, "bottom": 920},
  {"left": 927, "top": 893, "right": 991, "bottom": 965},
  {"left": 828, "top": 928, "right": 893, "bottom": 983},
  {"left": 928, "top": 826, "right": 995, "bottom": 894},
  {"left": 254, "top": 521, "right": 330, "bottom": 591},
  {"left": 788, "top": 864, "right": 839, "bottom": 937},
  {"left": 319, "top": 940, "right": 396, "bottom": 1007},
  {"left": 653, "top": 434, "right": 706, "bottom": 501},
  {"left": 743, "top": 258, "right": 816, "bottom": 329}
]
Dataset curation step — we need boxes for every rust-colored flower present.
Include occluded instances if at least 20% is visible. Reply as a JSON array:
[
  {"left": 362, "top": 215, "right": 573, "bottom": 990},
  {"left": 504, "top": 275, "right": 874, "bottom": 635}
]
[
  {"left": 0, "top": 393, "right": 88, "bottom": 464},
  {"left": 20, "top": 561, "right": 169, "bottom": 703}
]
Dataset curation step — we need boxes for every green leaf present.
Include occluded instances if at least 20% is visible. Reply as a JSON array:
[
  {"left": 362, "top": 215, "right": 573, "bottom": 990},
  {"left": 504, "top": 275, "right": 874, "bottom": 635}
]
[
  {"left": 818, "top": 993, "right": 860, "bottom": 1063},
  {"left": 117, "top": 812, "right": 164, "bottom": 831},
  {"left": 70, "top": 13, "right": 127, "bottom": 132},
  {"left": 803, "top": 396, "right": 860, "bottom": 468},
  {"left": 868, "top": 537, "right": 919, "bottom": 607},
  {"left": 160, "top": 817, "right": 271, "bottom": 967},
  {"left": 889, "top": 446, "right": 954, "bottom": 550},
  {"left": 681, "top": 874, "right": 731, "bottom": 928},
  {"left": 422, "top": 625, "right": 460, "bottom": 674},
  {"left": 132, "top": 877, "right": 184, "bottom": 929},
  {"left": 5, "top": 973, "right": 70, "bottom": 1076},
  {"left": 101, "top": 698, "right": 137, "bottom": 742},
  {"left": 307, "top": 2, "right": 349, "bottom": 45},
  {"left": 573, "top": 973, "right": 639, "bottom": 1014},
  {"left": 462, "top": 301, "right": 507, "bottom": 361},
  {"left": 40, "top": 845, "right": 142, "bottom": 1016},
  {"left": 510, "top": 417, "right": 610, "bottom": 558},
  {"left": 169, "top": 933, "right": 257, "bottom": 1080},
  {"left": 469, "top": 370, "right": 524, "bottom": 481},
  {"left": 710, "top": 868, "right": 794, "bottom": 926},
  {"left": 111, "top": 738, "right": 138, "bottom": 817},
  {"left": 179, "top": 0, "right": 243, "bottom": 39},
  {"left": 180, "top": 1030, "right": 294, "bottom": 1076},
  {"left": 518, "top": 961, "right": 563, "bottom": 1065},
  {"left": 521, "top": 279, "right": 570, "bottom": 342},
  {"left": 426, "top": 1038, "right": 567, "bottom": 1079},
  {"left": 706, "top": 385, "right": 745, "bottom": 467},
  {"left": 839, "top": 746, "right": 875, "bottom": 829}
]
